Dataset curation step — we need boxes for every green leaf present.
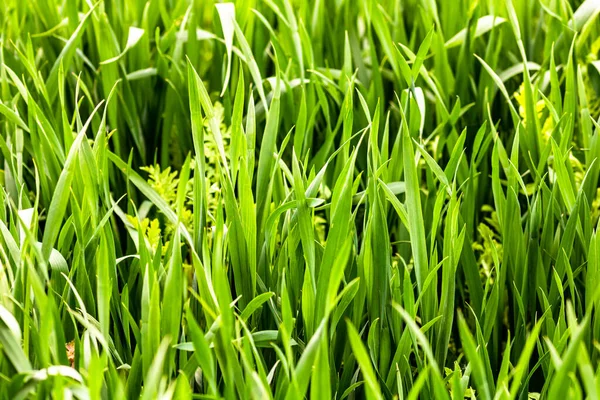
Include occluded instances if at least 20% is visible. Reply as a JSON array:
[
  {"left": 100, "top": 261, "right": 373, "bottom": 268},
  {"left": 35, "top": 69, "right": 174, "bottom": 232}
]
[
  {"left": 346, "top": 320, "right": 383, "bottom": 400},
  {"left": 445, "top": 16, "right": 507, "bottom": 48}
]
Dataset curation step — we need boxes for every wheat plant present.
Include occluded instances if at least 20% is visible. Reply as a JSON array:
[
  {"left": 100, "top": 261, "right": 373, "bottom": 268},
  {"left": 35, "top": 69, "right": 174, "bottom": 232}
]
[{"left": 1, "top": 0, "right": 600, "bottom": 399}]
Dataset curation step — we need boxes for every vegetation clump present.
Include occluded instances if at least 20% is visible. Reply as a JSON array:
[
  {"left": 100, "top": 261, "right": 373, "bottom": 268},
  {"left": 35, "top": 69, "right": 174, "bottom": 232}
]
[{"left": 1, "top": 0, "right": 600, "bottom": 399}]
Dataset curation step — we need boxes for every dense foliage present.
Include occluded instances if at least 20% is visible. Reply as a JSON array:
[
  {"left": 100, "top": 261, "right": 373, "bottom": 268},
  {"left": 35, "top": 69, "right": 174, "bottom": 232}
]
[{"left": 1, "top": 0, "right": 600, "bottom": 398}]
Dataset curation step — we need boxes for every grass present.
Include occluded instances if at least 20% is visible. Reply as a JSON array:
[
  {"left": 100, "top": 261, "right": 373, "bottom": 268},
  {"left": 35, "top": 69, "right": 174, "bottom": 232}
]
[{"left": 1, "top": 0, "right": 600, "bottom": 398}]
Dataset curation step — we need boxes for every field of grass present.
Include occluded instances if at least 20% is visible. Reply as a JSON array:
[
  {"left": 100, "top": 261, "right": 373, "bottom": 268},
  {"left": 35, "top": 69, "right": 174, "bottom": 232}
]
[{"left": 2, "top": 0, "right": 600, "bottom": 398}]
